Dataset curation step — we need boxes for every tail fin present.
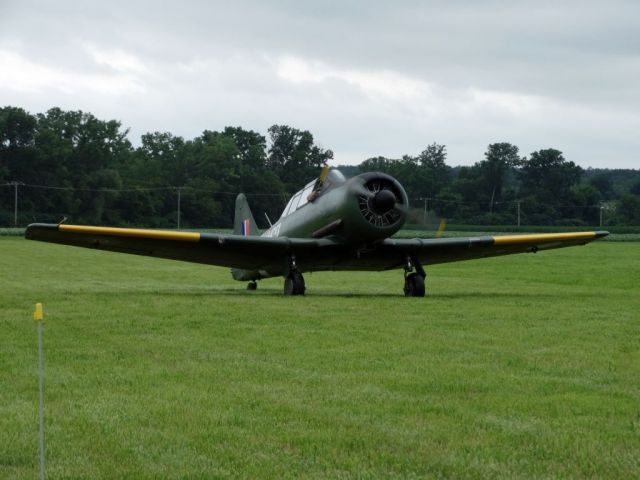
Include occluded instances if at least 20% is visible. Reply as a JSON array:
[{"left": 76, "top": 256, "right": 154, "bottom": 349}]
[{"left": 234, "top": 193, "right": 261, "bottom": 236}]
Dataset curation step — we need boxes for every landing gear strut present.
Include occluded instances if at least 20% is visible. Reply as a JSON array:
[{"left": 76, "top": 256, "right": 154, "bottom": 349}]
[
  {"left": 284, "top": 254, "right": 305, "bottom": 296},
  {"left": 403, "top": 255, "right": 426, "bottom": 297}
]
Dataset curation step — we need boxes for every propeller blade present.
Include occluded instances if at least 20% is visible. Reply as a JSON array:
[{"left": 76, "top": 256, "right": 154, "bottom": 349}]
[
  {"left": 308, "top": 164, "right": 332, "bottom": 202},
  {"left": 318, "top": 164, "right": 330, "bottom": 184}
]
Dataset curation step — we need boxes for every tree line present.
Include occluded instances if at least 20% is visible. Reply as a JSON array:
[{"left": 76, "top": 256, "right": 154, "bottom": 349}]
[
  {"left": 357, "top": 143, "right": 640, "bottom": 226},
  {"left": 1, "top": 106, "right": 639, "bottom": 228}
]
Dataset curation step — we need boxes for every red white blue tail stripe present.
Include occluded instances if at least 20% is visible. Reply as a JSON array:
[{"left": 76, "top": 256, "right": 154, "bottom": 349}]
[{"left": 241, "top": 218, "right": 251, "bottom": 236}]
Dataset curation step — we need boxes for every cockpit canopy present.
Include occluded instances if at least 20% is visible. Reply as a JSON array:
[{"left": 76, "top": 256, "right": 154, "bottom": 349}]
[{"left": 279, "top": 168, "right": 346, "bottom": 219}]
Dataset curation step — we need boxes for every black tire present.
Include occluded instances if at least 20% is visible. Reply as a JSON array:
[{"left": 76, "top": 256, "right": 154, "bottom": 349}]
[
  {"left": 247, "top": 281, "right": 257, "bottom": 291},
  {"left": 284, "top": 277, "right": 294, "bottom": 295},
  {"left": 404, "top": 273, "right": 425, "bottom": 297},
  {"left": 284, "top": 272, "right": 305, "bottom": 295}
]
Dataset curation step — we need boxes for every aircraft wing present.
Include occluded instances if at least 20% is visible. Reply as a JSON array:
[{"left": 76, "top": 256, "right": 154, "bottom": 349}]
[
  {"left": 25, "top": 224, "right": 609, "bottom": 274},
  {"left": 367, "top": 231, "right": 609, "bottom": 268},
  {"left": 24, "top": 223, "right": 337, "bottom": 272}
]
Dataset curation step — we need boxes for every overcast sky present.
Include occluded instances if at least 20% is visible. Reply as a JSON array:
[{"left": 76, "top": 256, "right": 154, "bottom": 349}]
[{"left": 1, "top": 0, "right": 639, "bottom": 168}]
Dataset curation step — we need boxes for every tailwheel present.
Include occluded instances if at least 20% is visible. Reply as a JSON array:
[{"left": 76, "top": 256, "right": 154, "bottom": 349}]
[
  {"left": 247, "top": 281, "right": 257, "bottom": 291},
  {"left": 284, "top": 271, "right": 305, "bottom": 296},
  {"left": 404, "top": 272, "right": 425, "bottom": 297}
]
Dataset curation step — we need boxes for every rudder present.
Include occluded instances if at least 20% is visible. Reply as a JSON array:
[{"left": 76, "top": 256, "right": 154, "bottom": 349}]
[{"left": 234, "top": 193, "right": 261, "bottom": 236}]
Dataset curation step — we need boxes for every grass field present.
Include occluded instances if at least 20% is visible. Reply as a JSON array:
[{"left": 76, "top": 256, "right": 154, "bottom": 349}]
[{"left": 1, "top": 237, "right": 639, "bottom": 478}]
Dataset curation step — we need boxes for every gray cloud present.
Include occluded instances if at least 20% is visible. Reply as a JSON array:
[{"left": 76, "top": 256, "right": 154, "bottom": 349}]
[{"left": 1, "top": 0, "right": 639, "bottom": 167}]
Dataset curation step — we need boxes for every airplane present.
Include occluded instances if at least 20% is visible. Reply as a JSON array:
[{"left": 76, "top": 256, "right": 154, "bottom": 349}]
[{"left": 25, "top": 167, "right": 608, "bottom": 296}]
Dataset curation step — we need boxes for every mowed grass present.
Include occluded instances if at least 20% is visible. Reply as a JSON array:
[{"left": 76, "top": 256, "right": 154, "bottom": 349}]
[{"left": 1, "top": 238, "right": 639, "bottom": 479}]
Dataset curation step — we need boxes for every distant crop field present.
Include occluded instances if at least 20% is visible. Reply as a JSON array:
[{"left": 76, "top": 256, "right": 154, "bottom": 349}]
[{"left": 1, "top": 238, "right": 639, "bottom": 478}]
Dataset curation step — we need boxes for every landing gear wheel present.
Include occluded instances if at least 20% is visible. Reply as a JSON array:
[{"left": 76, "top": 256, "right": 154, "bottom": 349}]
[
  {"left": 247, "top": 281, "right": 257, "bottom": 291},
  {"left": 404, "top": 272, "right": 425, "bottom": 297},
  {"left": 284, "top": 271, "right": 305, "bottom": 296}
]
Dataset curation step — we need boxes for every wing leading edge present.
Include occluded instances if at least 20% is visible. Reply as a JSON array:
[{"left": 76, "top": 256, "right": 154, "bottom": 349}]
[
  {"left": 25, "top": 223, "right": 608, "bottom": 275},
  {"left": 24, "top": 223, "right": 337, "bottom": 274},
  {"left": 368, "top": 231, "right": 609, "bottom": 269}
]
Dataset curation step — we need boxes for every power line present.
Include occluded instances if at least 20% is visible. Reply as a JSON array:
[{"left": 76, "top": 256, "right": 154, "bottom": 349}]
[
  {"left": 1, "top": 182, "right": 286, "bottom": 196},
  {"left": 409, "top": 197, "right": 604, "bottom": 209}
]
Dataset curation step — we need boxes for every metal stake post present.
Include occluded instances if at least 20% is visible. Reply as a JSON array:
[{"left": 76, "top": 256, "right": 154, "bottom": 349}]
[{"left": 33, "top": 303, "right": 44, "bottom": 480}]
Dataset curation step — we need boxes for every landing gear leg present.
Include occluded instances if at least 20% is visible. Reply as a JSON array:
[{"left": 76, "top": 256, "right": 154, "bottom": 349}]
[
  {"left": 403, "top": 255, "right": 426, "bottom": 297},
  {"left": 247, "top": 281, "right": 257, "bottom": 291},
  {"left": 284, "top": 254, "right": 306, "bottom": 296}
]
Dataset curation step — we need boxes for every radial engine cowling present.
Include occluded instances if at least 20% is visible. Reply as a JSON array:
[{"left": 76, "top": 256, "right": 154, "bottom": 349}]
[{"left": 343, "top": 172, "right": 409, "bottom": 244}]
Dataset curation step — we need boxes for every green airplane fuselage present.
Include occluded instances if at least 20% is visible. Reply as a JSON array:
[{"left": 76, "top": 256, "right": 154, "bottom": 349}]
[
  {"left": 232, "top": 170, "right": 409, "bottom": 281},
  {"left": 267, "top": 172, "right": 406, "bottom": 242}
]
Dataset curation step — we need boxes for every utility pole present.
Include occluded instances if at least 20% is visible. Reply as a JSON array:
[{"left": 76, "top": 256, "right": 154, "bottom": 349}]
[
  {"left": 600, "top": 203, "right": 604, "bottom": 228},
  {"left": 422, "top": 197, "right": 428, "bottom": 225},
  {"left": 177, "top": 187, "right": 182, "bottom": 229},
  {"left": 516, "top": 200, "right": 521, "bottom": 227},
  {"left": 489, "top": 186, "right": 495, "bottom": 214},
  {"left": 9, "top": 181, "right": 23, "bottom": 227}
]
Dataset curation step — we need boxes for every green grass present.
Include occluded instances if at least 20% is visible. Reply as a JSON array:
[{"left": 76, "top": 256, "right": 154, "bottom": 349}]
[{"left": 1, "top": 238, "right": 639, "bottom": 478}]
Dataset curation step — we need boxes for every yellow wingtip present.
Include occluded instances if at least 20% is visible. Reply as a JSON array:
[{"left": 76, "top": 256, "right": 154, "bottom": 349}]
[
  {"left": 493, "top": 231, "right": 598, "bottom": 245},
  {"left": 58, "top": 225, "right": 200, "bottom": 242}
]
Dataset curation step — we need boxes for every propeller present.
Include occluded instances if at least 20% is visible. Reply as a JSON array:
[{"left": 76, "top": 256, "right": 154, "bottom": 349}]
[
  {"left": 356, "top": 176, "right": 406, "bottom": 228},
  {"left": 435, "top": 218, "right": 447, "bottom": 238},
  {"left": 318, "top": 163, "right": 330, "bottom": 184},
  {"left": 308, "top": 164, "right": 331, "bottom": 202}
]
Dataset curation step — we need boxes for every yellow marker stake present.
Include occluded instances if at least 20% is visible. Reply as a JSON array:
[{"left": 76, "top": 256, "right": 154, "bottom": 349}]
[
  {"left": 34, "top": 303, "right": 45, "bottom": 480},
  {"left": 34, "top": 302, "right": 43, "bottom": 321}
]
